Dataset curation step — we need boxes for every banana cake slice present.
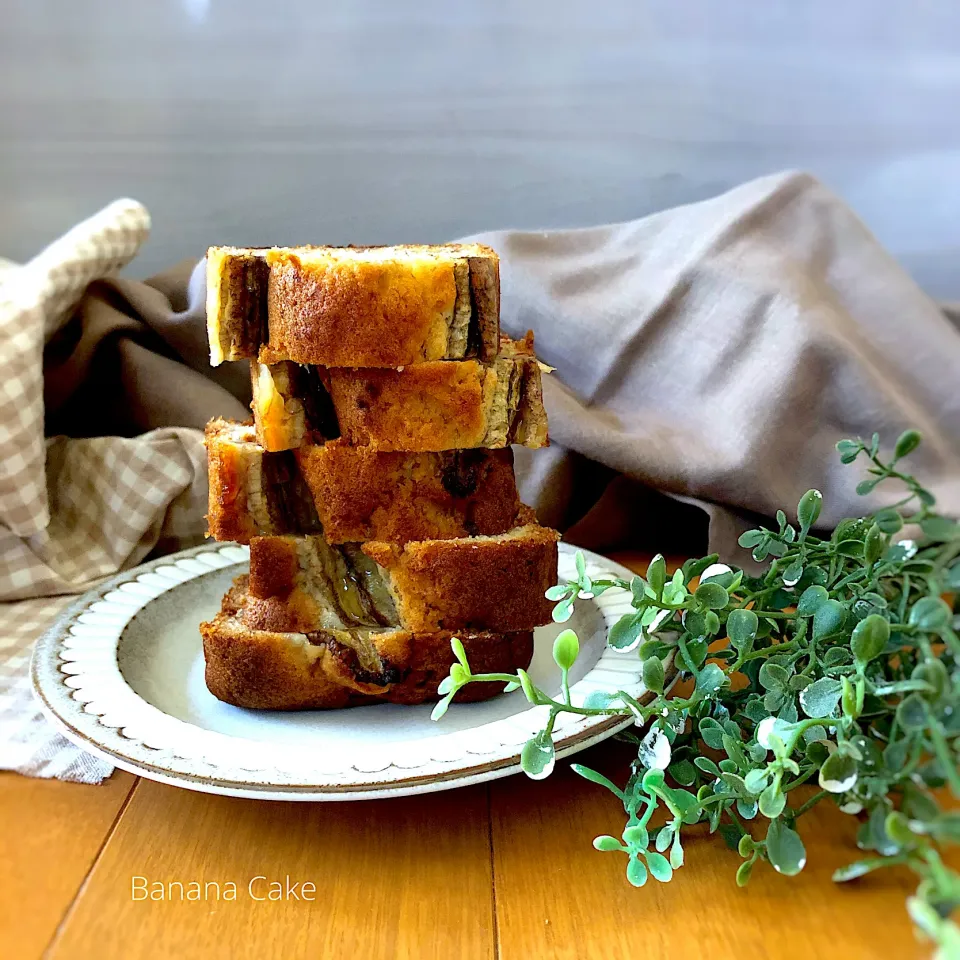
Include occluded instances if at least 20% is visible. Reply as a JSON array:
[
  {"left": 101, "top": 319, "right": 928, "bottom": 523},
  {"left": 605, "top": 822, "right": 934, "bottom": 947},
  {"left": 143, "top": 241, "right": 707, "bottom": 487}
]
[
  {"left": 249, "top": 336, "right": 548, "bottom": 453},
  {"left": 201, "top": 578, "right": 533, "bottom": 710},
  {"left": 205, "top": 418, "right": 521, "bottom": 544},
  {"left": 207, "top": 243, "right": 499, "bottom": 368},
  {"left": 243, "top": 518, "right": 559, "bottom": 635}
]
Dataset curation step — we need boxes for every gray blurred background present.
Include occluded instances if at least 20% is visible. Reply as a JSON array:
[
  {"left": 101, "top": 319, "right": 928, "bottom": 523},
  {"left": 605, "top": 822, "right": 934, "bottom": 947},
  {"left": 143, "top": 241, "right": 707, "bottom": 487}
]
[{"left": 2, "top": 0, "right": 958, "bottom": 296}]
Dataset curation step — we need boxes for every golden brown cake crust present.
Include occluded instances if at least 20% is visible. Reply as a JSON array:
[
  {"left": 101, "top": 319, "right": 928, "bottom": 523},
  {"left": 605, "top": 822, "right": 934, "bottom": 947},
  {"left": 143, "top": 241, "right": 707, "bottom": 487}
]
[
  {"left": 263, "top": 250, "right": 456, "bottom": 367},
  {"left": 323, "top": 354, "right": 547, "bottom": 451},
  {"left": 204, "top": 419, "right": 259, "bottom": 544},
  {"left": 296, "top": 442, "right": 521, "bottom": 543},
  {"left": 206, "top": 419, "right": 522, "bottom": 544},
  {"left": 200, "top": 583, "right": 533, "bottom": 710},
  {"left": 207, "top": 244, "right": 500, "bottom": 368},
  {"left": 326, "top": 360, "right": 489, "bottom": 449},
  {"left": 249, "top": 337, "right": 549, "bottom": 453},
  {"left": 362, "top": 524, "right": 559, "bottom": 633}
]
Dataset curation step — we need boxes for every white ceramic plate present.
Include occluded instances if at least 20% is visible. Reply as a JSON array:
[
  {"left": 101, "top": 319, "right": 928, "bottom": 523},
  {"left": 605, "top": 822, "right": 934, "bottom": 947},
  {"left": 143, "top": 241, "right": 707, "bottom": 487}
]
[{"left": 32, "top": 541, "right": 665, "bottom": 801}]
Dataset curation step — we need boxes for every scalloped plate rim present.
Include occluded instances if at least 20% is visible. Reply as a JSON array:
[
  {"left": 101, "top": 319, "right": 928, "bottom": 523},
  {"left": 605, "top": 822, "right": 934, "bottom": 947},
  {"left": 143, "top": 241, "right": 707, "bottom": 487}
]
[{"left": 31, "top": 540, "right": 671, "bottom": 801}]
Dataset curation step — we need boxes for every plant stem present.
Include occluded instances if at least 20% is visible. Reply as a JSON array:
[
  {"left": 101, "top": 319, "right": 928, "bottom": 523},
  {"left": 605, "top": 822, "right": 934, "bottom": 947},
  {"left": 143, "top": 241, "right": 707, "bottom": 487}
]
[{"left": 791, "top": 789, "right": 828, "bottom": 818}]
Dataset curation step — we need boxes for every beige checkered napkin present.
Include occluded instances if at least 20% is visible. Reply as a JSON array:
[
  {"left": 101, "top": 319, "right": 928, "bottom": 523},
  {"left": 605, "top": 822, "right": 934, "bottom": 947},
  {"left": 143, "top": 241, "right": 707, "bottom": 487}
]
[
  {"left": 0, "top": 200, "right": 211, "bottom": 783},
  {"left": 0, "top": 594, "right": 113, "bottom": 783},
  {"left": 0, "top": 199, "right": 149, "bottom": 538}
]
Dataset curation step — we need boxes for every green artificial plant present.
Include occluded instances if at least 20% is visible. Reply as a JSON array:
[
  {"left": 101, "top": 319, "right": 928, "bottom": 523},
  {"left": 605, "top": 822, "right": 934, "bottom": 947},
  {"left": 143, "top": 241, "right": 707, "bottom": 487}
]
[{"left": 434, "top": 431, "right": 960, "bottom": 958}]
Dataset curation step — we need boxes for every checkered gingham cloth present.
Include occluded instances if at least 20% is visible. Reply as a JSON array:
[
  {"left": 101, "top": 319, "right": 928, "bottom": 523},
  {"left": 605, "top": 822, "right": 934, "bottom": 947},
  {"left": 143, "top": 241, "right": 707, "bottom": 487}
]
[{"left": 0, "top": 201, "right": 208, "bottom": 782}]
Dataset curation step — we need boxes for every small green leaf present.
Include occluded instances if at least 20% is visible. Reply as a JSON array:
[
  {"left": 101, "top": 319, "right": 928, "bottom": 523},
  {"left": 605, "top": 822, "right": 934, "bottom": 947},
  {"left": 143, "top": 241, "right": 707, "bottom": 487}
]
[
  {"left": 799, "top": 677, "right": 843, "bottom": 718},
  {"left": 645, "top": 851, "right": 673, "bottom": 882},
  {"left": 726, "top": 608, "right": 759, "bottom": 651},
  {"left": 913, "top": 659, "right": 948, "bottom": 702},
  {"left": 813, "top": 599, "right": 847, "bottom": 640},
  {"left": 873, "top": 508, "right": 903, "bottom": 534},
  {"left": 738, "top": 834, "right": 756, "bottom": 857},
  {"left": 863, "top": 524, "right": 885, "bottom": 566},
  {"left": 833, "top": 858, "right": 894, "bottom": 882},
  {"left": 738, "top": 530, "right": 765, "bottom": 549},
  {"left": 694, "top": 756, "right": 721, "bottom": 777},
  {"left": 698, "top": 717, "right": 725, "bottom": 750},
  {"left": 642, "top": 768, "right": 666, "bottom": 791},
  {"left": 608, "top": 613, "right": 645, "bottom": 651},
  {"left": 672, "top": 789, "right": 701, "bottom": 825},
  {"left": 670, "top": 834, "right": 684, "bottom": 869},
  {"left": 720, "top": 771, "right": 751, "bottom": 799},
  {"left": 684, "top": 610, "right": 708, "bottom": 639},
  {"left": 626, "top": 857, "right": 648, "bottom": 887},
  {"left": 517, "top": 669, "right": 538, "bottom": 703},
  {"left": 545, "top": 583, "right": 570, "bottom": 602},
  {"left": 797, "top": 585, "right": 829, "bottom": 616},
  {"left": 582, "top": 690, "right": 619, "bottom": 710},
  {"left": 782, "top": 560, "right": 804, "bottom": 585},
  {"left": 683, "top": 638, "right": 709, "bottom": 671},
  {"left": 695, "top": 581, "right": 729, "bottom": 610},
  {"left": 450, "top": 637, "right": 469, "bottom": 667},
  {"left": 850, "top": 614, "right": 889, "bottom": 665},
  {"left": 841, "top": 676, "right": 859, "bottom": 720},
  {"left": 654, "top": 826, "right": 673, "bottom": 852},
  {"left": 735, "top": 858, "right": 755, "bottom": 887},
  {"left": 592, "top": 835, "right": 623, "bottom": 852},
  {"left": 647, "top": 554, "right": 666, "bottom": 599},
  {"left": 896, "top": 693, "right": 928, "bottom": 731},
  {"left": 906, "top": 896, "right": 947, "bottom": 942},
  {"left": 552, "top": 597, "right": 574, "bottom": 623},
  {"left": 765, "top": 820, "right": 807, "bottom": 876},
  {"left": 797, "top": 489, "right": 823, "bottom": 533},
  {"left": 430, "top": 694, "right": 454, "bottom": 721},
  {"left": 552, "top": 628, "right": 580, "bottom": 671},
  {"left": 884, "top": 811, "right": 916, "bottom": 848},
  {"left": 856, "top": 479, "right": 879, "bottom": 496},
  {"left": 836, "top": 439, "right": 861, "bottom": 464},
  {"left": 920, "top": 516, "right": 960, "bottom": 541},
  {"left": 893, "top": 429, "right": 922, "bottom": 460},
  {"left": 696, "top": 663, "right": 726, "bottom": 694},
  {"left": 682, "top": 554, "right": 720, "bottom": 582},
  {"left": 759, "top": 662, "right": 790, "bottom": 692},
  {"left": 520, "top": 730, "right": 555, "bottom": 780},
  {"left": 642, "top": 656, "right": 665, "bottom": 694},
  {"left": 744, "top": 768, "right": 770, "bottom": 795},
  {"left": 908, "top": 596, "right": 951, "bottom": 632},
  {"left": 669, "top": 759, "right": 697, "bottom": 786},
  {"left": 759, "top": 783, "right": 786, "bottom": 818},
  {"left": 819, "top": 751, "right": 858, "bottom": 793},
  {"left": 575, "top": 551, "right": 587, "bottom": 580},
  {"left": 662, "top": 579, "right": 687, "bottom": 605},
  {"left": 437, "top": 675, "right": 455, "bottom": 696},
  {"left": 571, "top": 764, "right": 627, "bottom": 800},
  {"left": 883, "top": 738, "right": 910, "bottom": 774}
]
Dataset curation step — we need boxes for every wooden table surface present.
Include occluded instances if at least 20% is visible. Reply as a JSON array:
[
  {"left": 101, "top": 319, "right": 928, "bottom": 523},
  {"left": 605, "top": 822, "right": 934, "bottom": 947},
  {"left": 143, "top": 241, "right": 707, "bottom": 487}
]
[{"left": 1, "top": 552, "right": 943, "bottom": 960}]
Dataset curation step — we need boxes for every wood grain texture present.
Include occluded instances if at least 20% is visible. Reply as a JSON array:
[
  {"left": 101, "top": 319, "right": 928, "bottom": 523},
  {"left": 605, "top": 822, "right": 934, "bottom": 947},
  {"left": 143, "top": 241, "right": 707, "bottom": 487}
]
[
  {"left": 7, "top": 547, "right": 956, "bottom": 959},
  {"left": 489, "top": 549, "right": 945, "bottom": 959},
  {"left": 0, "top": 770, "right": 137, "bottom": 960},
  {"left": 48, "top": 778, "right": 495, "bottom": 960},
  {"left": 489, "top": 740, "right": 933, "bottom": 960}
]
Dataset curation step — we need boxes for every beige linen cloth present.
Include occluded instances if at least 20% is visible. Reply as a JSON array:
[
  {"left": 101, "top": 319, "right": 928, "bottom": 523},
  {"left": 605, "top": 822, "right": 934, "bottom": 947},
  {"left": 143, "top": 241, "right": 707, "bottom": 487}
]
[{"left": 1, "top": 171, "right": 958, "bottom": 783}]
